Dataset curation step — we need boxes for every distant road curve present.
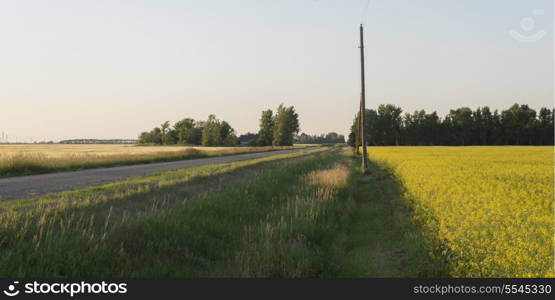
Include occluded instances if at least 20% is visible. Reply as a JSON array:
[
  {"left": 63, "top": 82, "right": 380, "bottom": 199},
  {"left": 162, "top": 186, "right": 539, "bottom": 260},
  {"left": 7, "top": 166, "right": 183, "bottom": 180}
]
[{"left": 0, "top": 148, "right": 312, "bottom": 199}]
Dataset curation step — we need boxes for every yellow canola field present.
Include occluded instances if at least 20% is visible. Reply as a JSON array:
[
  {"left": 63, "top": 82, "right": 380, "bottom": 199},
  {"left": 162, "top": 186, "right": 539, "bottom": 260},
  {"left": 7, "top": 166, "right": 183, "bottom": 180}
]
[{"left": 367, "top": 146, "right": 554, "bottom": 277}]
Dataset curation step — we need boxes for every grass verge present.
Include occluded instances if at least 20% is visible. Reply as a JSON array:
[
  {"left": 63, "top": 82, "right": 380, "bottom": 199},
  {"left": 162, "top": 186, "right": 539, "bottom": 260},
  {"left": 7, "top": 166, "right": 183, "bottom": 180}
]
[
  {"left": 0, "top": 147, "right": 445, "bottom": 277},
  {"left": 336, "top": 153, "right": 448, "bottom": 277}
]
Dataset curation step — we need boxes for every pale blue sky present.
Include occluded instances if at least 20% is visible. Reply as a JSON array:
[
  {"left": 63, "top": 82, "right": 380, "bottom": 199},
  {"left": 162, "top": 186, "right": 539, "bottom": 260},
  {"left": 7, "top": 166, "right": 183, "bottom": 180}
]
[{"left": 0, "top": 0, "right": 552, "bottom": 142}]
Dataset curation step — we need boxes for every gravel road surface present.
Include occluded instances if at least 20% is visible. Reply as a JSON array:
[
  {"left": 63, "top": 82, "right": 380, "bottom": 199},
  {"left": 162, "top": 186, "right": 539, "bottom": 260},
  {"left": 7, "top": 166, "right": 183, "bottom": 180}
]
[{"left": 0, "top": 148, "right": 310, "bottom": 198}]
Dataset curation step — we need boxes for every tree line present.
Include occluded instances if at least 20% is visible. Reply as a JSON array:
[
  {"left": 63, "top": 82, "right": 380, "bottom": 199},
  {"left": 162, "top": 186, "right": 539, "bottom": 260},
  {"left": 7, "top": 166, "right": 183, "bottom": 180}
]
[
  {"left": 240, "top": 131, "right": 345, "bottom": 145},
  {"left": 138, "top": 115, "right": 239, "bottom": 146},
  {"left": 348, "top": 103, "right": 554, "bottom": 146},
  {"left": 59, "top": 139, "right": 137, "bottom": 144},
  {"left": 295, "top": 132, "right": 345, "bottom": 144},
  {"left": 138, "top": 104, "right": 301, "bottom": 147}
]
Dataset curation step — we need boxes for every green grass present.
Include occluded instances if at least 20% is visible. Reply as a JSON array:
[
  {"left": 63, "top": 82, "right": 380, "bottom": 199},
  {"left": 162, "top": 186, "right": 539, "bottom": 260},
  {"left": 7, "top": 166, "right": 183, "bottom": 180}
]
[
  {"left": 336, "top": 154, "right": 448, "bottom": 277},
  {"left": 0, "top": 147, "right": 444, "bottom": 277}
]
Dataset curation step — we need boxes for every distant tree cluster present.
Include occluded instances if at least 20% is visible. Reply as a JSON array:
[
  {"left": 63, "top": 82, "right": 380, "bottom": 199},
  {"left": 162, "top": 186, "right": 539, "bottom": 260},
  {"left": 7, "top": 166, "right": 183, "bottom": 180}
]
[
  {"left": 59, "top": 139, "right": 137, "bottom": 144},
  {"left": 238, "top": 132, "right": 258, "bottom": 145},
  {"left": 349, "top": 103, "right": 554, "bottom": 146},
  {"left": 295, "top": 132, "right": 345, "bottom": 144},
  {"left": 138, "top": 115, "right": 239, "bottom": 146},
  {"left": 250, "top": 104, "right": 300, "bottom": 146}
]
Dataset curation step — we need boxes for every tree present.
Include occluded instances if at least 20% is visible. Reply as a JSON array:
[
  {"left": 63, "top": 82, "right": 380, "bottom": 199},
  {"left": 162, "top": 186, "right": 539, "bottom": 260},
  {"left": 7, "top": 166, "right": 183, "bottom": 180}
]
[
  {"left": 445, "top": 107, "right": 473, "bottom": 145},
  {"left": 349, "top": 108, "right": 378, "bottom": 146},
  {"left": 174, "top": 118, "right": 196, "bottom": 144},
  {"left": 376, "top": 104, "right": 402, "bottom": 145},
  {"left": 402, "top": 110, "right": 425, "bottom": 145},
  {"left": 190, "top": 121, "right": 204, "bottom": 145},
  {"left": 219, "top": 121, "right": 233, "bottom": 142},
  {"left": 272, "top": 104, "right": 300, "bottom": 146},
  {"left": 501, "top": 104, "right": 537, "bottom": 145},
  {"left": 491, "top": 109, "right": 503, "bottom": 145},
  {"left": 421, "top": 111, "right": 441, "bottom": 145},
  {"left": 201, "top": 115, "right": 222, "bottom": 146},
  {"left": 220, "top": 121, "right": 239, "bottom": 146},
  {"left": 538, "top": 107, "right": 554, "bottom": 145},
  {"left": 138, "top": 131, "right": 152, "bottom": 144},
  {"left": 223, "top": 134, "right": 239, "bottom": 146},
  {"left": 168, "top": 129, "right": 178, "bottom": 144},
  {"left": 474, "top": 106, "right": 494, "bottom": 145},
  {"left": 160, "top": 121, "right": 171, "bottom": 145},
  {"left": 257, "top": 110, "right": 274, "bottom": 146},
  {"left": 138, "top": 127, "right": 162, "bottom": 144},
  {"left": 324, "top": 132, "right": 345, "bottom": 143}
]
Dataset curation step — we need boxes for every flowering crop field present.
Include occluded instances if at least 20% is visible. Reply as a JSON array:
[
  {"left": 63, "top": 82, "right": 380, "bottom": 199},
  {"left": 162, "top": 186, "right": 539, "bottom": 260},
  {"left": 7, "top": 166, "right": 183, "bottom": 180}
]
[{"left": 367, "top": 146, "right": 554, "bottom": 277}]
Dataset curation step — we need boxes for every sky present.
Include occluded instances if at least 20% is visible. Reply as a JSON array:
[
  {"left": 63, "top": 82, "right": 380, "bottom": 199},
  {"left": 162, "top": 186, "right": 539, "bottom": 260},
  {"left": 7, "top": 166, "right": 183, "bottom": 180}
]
[{"left": 0, "top": 0, "right": 553, "bottom": 142}]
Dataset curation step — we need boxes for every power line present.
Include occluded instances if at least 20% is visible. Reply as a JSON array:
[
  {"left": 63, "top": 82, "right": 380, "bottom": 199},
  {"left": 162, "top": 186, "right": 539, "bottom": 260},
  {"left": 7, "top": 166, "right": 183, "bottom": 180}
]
[{"left": 360, "top": 0, "right": 371, "bottom": 25}]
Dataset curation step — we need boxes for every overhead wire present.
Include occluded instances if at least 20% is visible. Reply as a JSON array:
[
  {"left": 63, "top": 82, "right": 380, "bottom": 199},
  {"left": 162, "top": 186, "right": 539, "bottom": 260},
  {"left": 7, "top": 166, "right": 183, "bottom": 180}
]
[{"left": 360, "top": 0, "right": 371, "bottom": 25}]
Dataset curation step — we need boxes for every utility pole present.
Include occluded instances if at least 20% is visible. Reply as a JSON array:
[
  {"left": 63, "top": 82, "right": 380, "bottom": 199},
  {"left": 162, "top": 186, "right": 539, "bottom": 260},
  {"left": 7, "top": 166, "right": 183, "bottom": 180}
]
[{"left": 359, "top": 24, "right": 368, "bottom": 172}]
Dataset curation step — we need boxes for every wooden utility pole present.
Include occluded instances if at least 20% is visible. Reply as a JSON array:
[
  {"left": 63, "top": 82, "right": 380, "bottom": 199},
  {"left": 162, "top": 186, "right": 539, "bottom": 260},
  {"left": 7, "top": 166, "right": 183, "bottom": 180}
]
[
  {"left": 356, "top": 93, "right": 362, "bottom": 155},
  {"left": 359, "top": 24, "right": 368, "bottom": 172}
]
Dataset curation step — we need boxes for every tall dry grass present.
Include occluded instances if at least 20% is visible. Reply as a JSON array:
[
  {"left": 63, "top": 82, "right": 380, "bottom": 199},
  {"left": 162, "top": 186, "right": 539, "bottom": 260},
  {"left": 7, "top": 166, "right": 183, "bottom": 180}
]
[
  {"left": 0, "top": 145, "right": 298, "bottom": 177},
  {"left": 306, "top": 163, "right": 349, "bottom": 188},
  {"left": 235, "top": 162, "right": 350, "bottom": 277}
]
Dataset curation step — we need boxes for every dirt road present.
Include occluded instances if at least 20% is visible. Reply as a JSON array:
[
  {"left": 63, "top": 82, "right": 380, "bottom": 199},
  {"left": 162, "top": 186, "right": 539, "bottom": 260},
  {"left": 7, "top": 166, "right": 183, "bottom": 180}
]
[{"left": 0, "top": 148, "right": 310, "bottom": 198}]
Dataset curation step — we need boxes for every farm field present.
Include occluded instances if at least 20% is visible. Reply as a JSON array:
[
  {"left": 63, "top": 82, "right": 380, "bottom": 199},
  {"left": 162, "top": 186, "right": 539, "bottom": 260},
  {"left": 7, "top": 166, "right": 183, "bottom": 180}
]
[
  {"left": 366, "top": 146, "right": 554, "bottom": 277},
  {"left": 0, "top": 145, "right": 552, "bottom": 278},
  {"left": 0, "top": 144, "right": 311, "bottom": 177}
]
